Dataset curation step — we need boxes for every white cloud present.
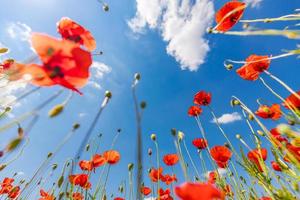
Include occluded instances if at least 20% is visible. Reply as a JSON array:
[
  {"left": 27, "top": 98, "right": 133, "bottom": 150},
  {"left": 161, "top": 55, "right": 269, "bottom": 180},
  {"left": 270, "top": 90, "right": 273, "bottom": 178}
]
[
  {"left": 244, "top": 0, "right": 262, "bottom": 8},
  {"left": 128, "top": 0, "right": 214, "bottom": 71},
  {"left": 7, "top": 22, "right": 32, "bottom": 42},
  {"left": 91, "top": 61, "right": 112, "bottom": 79},
  {"left": 211, "top": 112, "right": 242, "bottom": 124}
]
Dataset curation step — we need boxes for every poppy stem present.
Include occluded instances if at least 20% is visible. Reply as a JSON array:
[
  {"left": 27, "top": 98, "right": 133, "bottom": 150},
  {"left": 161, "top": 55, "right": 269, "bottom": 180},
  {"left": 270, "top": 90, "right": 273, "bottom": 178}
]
[
  {"left": 264, "top": 70, "right": 300, "bottom": 100},
  {"left": 154, "top": 140, "right": 161, "bottom": 199},
  {"left": 240, "top": 14, "right": 300, "bottom": 23},
  {"left": 182, "top": 139, "right": 200, "bottom": 179}
]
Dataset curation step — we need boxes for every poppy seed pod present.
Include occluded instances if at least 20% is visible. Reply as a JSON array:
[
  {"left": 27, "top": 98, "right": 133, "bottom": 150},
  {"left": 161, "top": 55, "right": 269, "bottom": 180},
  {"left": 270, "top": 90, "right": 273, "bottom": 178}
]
[
  {"left": 171, "top": 128, "right": 177, "bottom": 136},
  {"left": 150, "top": 134, "right": 156, "bottom": 141},
  {"left": 178, "top": 131, "right": 184, "bottom": 141},
  {"left": 48, "top": 104, "right": 64, "bottom": 118},
  {"left": 52, "top": 164, "right": 58, "bottom": 170},
  {"left": 257, "top": 130, "right": 265, "bottom": 136},
  {"left": 73, "top": 123, "right": 80, "bottom": 130},
  {"left": 236, "top": 134, "right": 241, "bottom": 139},
  {"left": 230, "top": 99, "right": 240, "bottom": 106},
  {"left": 248, "top": 114, "right": 254, "bottom": 121},
  {"left": 105, "top": 90, "right": 112, "bottom": 98},
  {"left": 140, "top": 101, "right": 147, "bottom": 109}
]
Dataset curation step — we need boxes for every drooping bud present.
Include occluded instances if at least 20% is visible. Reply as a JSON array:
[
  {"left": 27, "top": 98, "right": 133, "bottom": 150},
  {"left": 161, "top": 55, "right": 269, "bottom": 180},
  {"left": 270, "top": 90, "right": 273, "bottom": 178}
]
[
  {"left": 73, "top": 123, "right": 80, "bottom": 130},
  {"left": 103, "top": 4, "right": 109, "bottom": 12},
  {"left": 128, "top": 163, "right": 134, "bottom": 171},
  {"left": 52, "top": 164, "right": 58, "bottom": 170},
  {"left": 47, "top": 152, "right": 53, "bottom": 158},
  {"left": 48, "top": 104, "right": 64, "bottom": 118}
]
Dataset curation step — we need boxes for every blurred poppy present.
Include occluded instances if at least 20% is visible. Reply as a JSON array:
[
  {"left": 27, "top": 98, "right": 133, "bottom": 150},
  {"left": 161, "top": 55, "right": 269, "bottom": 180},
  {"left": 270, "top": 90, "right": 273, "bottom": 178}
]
[
  {"left": 210, "top": 146, "right": 232, "bottom": 168},
  {"left": 270, "top": 128, "right": 288, "bottom": 147},
  {"left": 223, "top": 184, "right": 234, "bottom": 197},
  {"left": 79, "top": 160, "right": 93, "bottom": 171},
  {"left": 0, "top": 60, "right": 27, "bottom": 81},
  {"left": 208, "top": 171, "right": 217, "bottom": 184},
  {"left": 7, "top": 186, "right": 20, "bottom": 199},
  {"left": 72, "top": 192, "right": 84, "bottom": 200},
  {"left": 192, "top": 138, "right": 208, "bottom": 150},
  {"left": 255, "top": 104, "right": 281, "bottom": 120},
  {"left": 57, "top": 17, "right": 96, "bottom": 51},
  {"left": 39, "top": 189, "right": 55, "bottom": 200},
  {"left": 283, "top": 91, "right": 300, "bottom": 110},
  {"left": 175, "top": 182, "right": 224, "bottom": 200},
  {"left": 141, "top": 186, "right": 151, "bottom": 196},
  {"left": 260, "top": 197, "right": 272, "bottom": 200},
  {"left": 25, "top": 33, "right": 92, "bottom": 94},
  {"left": 159, "top": 188, "right": 173, "bottom": 200},
  {"left": 236, "top": 55, "right": 270, "bottom": 81},
  {"left": 0, "top": 178, "right": 14, "bottom": 195},
  {"left": 215, "top": 1, "right": 246, "bottom": 32},
  {"left": 271, "top": 161, "right": 282, "bottom": 172},
  {"left": 188, "top": 106, "right": 202, "bottom": 117},
  {"left": 163, "top": 154, "right": 179, "bottom": 166},
  {"left": 247, "top": 148, "right": 267, "bottom": 172},
  {"left": 114, "top": 198, "right": 125, "bottom": 200},
  {"left": 103, "top": 150, "right": 120, "bottom": 164},
  {"left": 149, "top": 167, "right": 164, "bottom": 182},
  {"left": 163, "top": 174, "right": 177, "bottom": 185},
  {"left": 194, "top": 91, "right": 211, "bottom": 106},
  {"left": 286, "top": 143, "right": 300, "bottom": 162},
  {"left": 69, "top": 174, "right": 89, "bottom": 187},
  {"left": 92, "top": 154, "right": 107, "bottom": 167}
]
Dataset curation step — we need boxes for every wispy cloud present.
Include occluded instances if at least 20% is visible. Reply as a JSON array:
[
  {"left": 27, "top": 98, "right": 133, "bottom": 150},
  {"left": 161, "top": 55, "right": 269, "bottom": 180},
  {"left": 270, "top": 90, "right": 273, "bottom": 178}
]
[
  {"left": 7, "top": 22, "right": 32, "bottom": 42},
  {"left": 128, "top": 0, "right": 214, "bottom": 71},
  {"left": 211, "top": 112, "right": 242, "bottom": 124},
  {"left": 88, "top": 61, "right": 112, "bottom": 90},
  {"left": 244, "top": 0, "right": 262, "bottom": 8}
]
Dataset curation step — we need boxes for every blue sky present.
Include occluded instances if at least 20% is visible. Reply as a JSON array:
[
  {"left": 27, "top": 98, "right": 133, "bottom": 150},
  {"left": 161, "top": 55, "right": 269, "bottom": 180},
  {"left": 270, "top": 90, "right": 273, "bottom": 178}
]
[{"left": 0, "top": 0, "right": 300, "bottom": 198}]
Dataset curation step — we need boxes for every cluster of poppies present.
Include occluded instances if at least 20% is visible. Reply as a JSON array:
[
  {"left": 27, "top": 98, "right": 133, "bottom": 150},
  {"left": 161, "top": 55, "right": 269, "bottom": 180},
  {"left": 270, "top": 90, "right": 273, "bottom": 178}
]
[
  {"left": 0, "top": 178, "right": 20, "bottom": 200},
  {"left": 0, "top": 17, "right": 96, "bottom": 95}
]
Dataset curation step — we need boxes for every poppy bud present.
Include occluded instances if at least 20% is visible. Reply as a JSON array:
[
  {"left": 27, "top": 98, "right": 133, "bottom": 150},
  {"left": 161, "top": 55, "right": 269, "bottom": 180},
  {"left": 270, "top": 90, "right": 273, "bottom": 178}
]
[
  {"left": 128, "top": 163, "right": 134, "bottom": 171},
  {"left": 148, "top": 148, "right": 152, "bottom": 156},
  {"left": 103, "top": 4, "right": 109, "bottom": 12},
  {"left": 102, "top": 194, "right": 107, "bottom": 200},
  {"left": 119, "top": 185, "right": 124, "bottom": 193},
  {"left": 140, "top": 101, "right": 147, "bottom": 109},
  {"left": 242, "top": 23, "right": 249, "bottom": 29},
  {"left": 225, "top": 64, "right": 233, "bottom": 70},
  {"left": 0, "top": 164, "right": 6, "bottom": 171},
  {"left": 288, "top": 120, "right": 295, "bottom": 126},
  {"left": 48, "top": 104, "right": 64, "bottom": 118},
  {"left": 52, "top": 164, "right": 58, "bottom": 170},
  {"left": 207, "top": 27, "right": 213, "bottom": 34},
  {"left": 248, "top": 114, "right": 254, "bottom": 121},
  {"left": 171, "top": 128, "right": 177, "bottom": 136},
  {"left": 0, "top": 48, "right": 9, "bottom": 54},
  {"left": 18, "top": 127, "right": 24, "bottom": 137},
  {"left": 117, "top": 128, "right": 122, "bottom": 133},
  {"left": 134, "top": 73, "right": 141, "bottom": 81},
  {"left": 224, "top": 142, "right": 231, "bottom": 149},
  {"left": 6, "top": 137, "right": 23, "bottom": 152},
  {"left": 58, "top": 176, "right": 64, "bottom": 188},
  {"left": 178, "top": 131, "right": 184, "bottom": 141},
  {"left": 86, "top": 144, "right": 90, "bottom": 151},
  {"left": 73, "top": 123, "right": 80, "bottom": 130},
  {"left": 105, "top": 90, "right": 112, "bottom": 98},
  {"left": 47, "top": 152, "right": 53, "bottom": 158},
  {"left": 236, "top": 134, "right": 241, "bottom": 139},
  {"left": 150, "top": 134, "right": 156, "bottom": 141},
  {"left": 230, "top": 99, "right": 240, "bottom": 106},
  {"left": 257, "top": 130, "right": 265, "bottom": 136},
  {"left": 5, "top": 107, "right": 11, "bottom": 112},
  {"left": 0, "top": 151, "right": 3, "bottom": 157}
]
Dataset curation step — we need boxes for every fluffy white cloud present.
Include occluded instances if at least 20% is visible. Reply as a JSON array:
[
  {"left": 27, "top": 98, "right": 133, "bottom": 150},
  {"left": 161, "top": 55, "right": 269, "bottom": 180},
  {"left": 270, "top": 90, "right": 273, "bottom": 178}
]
[
  {"left": 91, "top": 61, "right": 112, "bottom": 79},
  {"left": 128, "top": 0, "right": 214, "bottom": 71},
  {"left": 244, "top": 0, "right": 262, "bottom": 8},
  {"left": 7, "top": 22, "right": 32, "bottom": 42},
  {"left": 211, "top": 112, "right": 242, "bottom": 124}
]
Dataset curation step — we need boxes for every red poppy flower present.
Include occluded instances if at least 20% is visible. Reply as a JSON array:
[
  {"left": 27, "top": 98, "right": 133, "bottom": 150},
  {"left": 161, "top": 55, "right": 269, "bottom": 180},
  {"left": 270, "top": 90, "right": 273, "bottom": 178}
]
[
  {"left": 163, "top": 154, "right": 179, "bottom": 166},
  {"left": 260, "top": 197, "right": 272, "bottom": 200},
  {"left": 57, "top": 17, "right": 96, "bottom": 51},
  {"left": 208, "top": 171, "right": 217, "bottom": 184},
  {"left": 114, "top": 198, "right": 125, "bottom": 200},
  {"left": 103, "top": 150, "right": 120, "bottom": 164},
  {"left": 92, "top": 154, "right": 107, "bottom": 167},
  {"left": 188, "top": 106, "right": 202, "bottom": 117},
  {"left": 141, "top": 186, "right": 151, "bottom": 196},
  {"left": 69, "top": 174, "right": 89, "bottom": 187},
  {"left": 255, "top": 104, "right": 281, "bottom": 120},
  {"left": 25, "top": 33, "right": 92, "bottom": 94},
  {"left": 163, "top": 174, "right": 177, "bottom": 185},
  {"left": 192, "top": 138, "right": 208, "bottom": 150},
  {"left": 286, "top": 143, "right": 300, "bottom": 162},
  {"left": 79, "top": 160, "right": 94, "bottom": 171},
  {"left": 194, "top": 91, "right": 211, "bottom": 106},
  {"left": 270, "top": 128, "right": 288, "bottom": 146},
  {"left": 159, "top": 188, "right": 173, "bottom": 200},
  {"left": 283, "top": 91, "right": 300, "bottom": 110},
  {"left": 271, "top": 161, "right": 282, "bottom": 172},
  {"left": 39, "top": 189, "right": 55, "bottom": 200},
  {"left": 7, "top": 186, "right": 20, "bottom": 199},
  {"left": 215, "top": 1, "right": 246, "bottom": 32},
  {"left": 149, "top": 167, "right": 164, "bottom": 182},
  {"left": 247, "top": 148, "right": 268, "bottom": 172},
  {"left": 175, "top": 182, "right": 225, "bottom": 200},
  {"left": 72, "top": 192, "right": 84, "bottom": 200},
  {"left": 210, "top": 146, "right": 232, "bottom": 168},
  {"left": 236, "top": 55, "right": 270, "bottom": 81}
]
